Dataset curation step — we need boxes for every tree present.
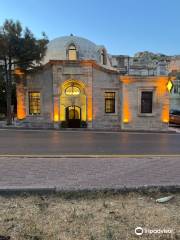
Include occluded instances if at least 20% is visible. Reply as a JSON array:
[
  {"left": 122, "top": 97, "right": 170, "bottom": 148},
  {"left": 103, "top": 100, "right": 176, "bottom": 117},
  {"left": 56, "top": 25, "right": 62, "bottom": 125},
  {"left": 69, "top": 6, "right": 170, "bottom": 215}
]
[
  {"left": 0, "top": 65, "right": 17, "bottom": 119},
  {"left": 0, "top": 66, "right": 6, "bottom": 116},
  {"left": 0, "top": 19, "right": 48, "bottom": 125}
]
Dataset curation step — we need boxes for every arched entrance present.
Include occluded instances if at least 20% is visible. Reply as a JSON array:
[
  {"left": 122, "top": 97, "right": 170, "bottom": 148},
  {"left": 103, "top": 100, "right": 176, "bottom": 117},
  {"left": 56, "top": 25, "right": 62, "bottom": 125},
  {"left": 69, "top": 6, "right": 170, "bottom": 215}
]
[
  {"left": 66, "top": 105, "right": 81, "bottom": 128},
  {"left": 60, "top": 80, "right": 87, "bottom": 128}
]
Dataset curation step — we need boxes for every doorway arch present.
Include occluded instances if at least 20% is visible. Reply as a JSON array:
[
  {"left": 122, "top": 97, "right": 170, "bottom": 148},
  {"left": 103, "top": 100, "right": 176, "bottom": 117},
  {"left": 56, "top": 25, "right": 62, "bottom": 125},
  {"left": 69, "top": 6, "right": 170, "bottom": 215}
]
[
  {"left": 60, "top": 80, "right": 86, "bottom": 127},
  {"left": 66, "top": 105, "right": 81, "bottom": 128}
]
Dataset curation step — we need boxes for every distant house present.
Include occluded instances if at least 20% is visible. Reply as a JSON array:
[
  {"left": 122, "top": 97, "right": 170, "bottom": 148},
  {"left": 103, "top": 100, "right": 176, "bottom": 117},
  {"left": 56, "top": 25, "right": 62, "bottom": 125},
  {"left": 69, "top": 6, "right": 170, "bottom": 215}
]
[{"left": 168, "top": 57, "right": 180, "bottom": 110}]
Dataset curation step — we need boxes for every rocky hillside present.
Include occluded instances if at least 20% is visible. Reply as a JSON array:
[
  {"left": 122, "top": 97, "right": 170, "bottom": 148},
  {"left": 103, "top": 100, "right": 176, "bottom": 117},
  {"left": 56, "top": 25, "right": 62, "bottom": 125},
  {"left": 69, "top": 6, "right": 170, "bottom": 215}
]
[{"left": 133, "top": 51, "right": 170, "bottom": 63}]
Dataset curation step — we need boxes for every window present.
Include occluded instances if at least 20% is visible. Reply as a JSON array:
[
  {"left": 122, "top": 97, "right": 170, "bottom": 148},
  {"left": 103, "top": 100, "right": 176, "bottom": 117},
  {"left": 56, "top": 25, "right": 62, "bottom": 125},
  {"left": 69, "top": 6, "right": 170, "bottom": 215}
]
[
  {"left": 173, "top": 80, "right": 180, "bottom": 94},
  {"left": 68, "top": 44, "right": 77, "bottom": 60},
  {"left": 100, "top": 49, "right": 106, "bottom": 65},
  {"left": 65, "top": 85, "right": 80, "bottom": 96},
  {"left": 29, "top": 92, "right": 40, "bottom": 115},
  {"left": 105, "top": 92, "right": 115, "bottom": 113},
  {"left": 141, "top": 91, "right": 153, "bottom": 114}
]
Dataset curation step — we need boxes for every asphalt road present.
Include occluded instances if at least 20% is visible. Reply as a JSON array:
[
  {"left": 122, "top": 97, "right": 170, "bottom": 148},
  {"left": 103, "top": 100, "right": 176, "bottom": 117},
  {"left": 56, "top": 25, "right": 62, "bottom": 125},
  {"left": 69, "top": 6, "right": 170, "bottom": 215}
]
[{"left": 0, "top": 129, "right": 180, "bottom": 155}]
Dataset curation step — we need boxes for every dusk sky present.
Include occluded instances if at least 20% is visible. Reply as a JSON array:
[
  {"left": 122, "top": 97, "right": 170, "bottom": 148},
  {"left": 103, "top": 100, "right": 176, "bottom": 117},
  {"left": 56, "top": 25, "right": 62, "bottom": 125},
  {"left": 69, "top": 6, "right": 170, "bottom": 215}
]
[{"left": 0, "top": 0, "right": 180, "bottom": 56}]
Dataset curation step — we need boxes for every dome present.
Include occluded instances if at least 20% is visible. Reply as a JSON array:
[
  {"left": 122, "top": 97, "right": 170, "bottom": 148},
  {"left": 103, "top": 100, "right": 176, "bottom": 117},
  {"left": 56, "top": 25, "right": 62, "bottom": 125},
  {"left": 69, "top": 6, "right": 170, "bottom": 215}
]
[{"left": 43, "top": 35, "right": 109, "bottom": 65}]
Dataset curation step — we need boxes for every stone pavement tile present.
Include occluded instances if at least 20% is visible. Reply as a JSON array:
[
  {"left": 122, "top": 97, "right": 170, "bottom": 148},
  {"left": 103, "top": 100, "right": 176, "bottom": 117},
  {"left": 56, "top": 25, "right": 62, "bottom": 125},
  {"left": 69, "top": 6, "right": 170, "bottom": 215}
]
[{"left": 0, "top": 157, "right": 179, "bottom": 190}]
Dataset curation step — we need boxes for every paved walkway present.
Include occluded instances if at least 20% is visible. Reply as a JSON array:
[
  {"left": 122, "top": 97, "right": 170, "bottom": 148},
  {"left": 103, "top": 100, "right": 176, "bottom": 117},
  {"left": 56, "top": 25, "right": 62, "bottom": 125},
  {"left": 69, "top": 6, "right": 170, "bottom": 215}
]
[
  {"left": 0, "top": 156, "right": 179, "bottom": 191},
  {"left": 169, "top": 126, "right": 180, "bottom": 133}
]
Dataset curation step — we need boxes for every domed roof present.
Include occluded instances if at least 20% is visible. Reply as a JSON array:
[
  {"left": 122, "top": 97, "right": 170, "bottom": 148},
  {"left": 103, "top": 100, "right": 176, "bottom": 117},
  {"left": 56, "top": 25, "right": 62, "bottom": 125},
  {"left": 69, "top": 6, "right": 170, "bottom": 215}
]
[{"left": 43, "top": 35, "right": 106, "bottom": 64}]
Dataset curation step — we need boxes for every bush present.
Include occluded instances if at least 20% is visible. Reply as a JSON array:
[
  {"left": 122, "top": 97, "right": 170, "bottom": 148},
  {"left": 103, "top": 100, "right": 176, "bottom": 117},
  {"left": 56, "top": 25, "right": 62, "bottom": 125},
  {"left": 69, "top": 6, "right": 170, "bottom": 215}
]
[
  {"left": 0, "top": 113, "right": 6, "bottom": 121},
  {"left": 80, "top": 121, "right": 87, "bottom": 128},
  {"left": 61, "top": 121, "right": 68, "bottom": 128}
]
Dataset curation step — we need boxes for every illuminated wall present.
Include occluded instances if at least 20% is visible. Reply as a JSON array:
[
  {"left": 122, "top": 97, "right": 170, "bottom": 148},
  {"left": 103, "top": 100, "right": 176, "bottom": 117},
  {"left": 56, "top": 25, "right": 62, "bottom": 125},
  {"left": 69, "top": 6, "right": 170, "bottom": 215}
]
[
  {"left": 120, "top": 76, "right": 171, "bottom": 130},
  {"left": 53, "top": 96, "right": 59, "bottom": 122},
  {"left": 60, "top": 80, "right": 87, "bottom": 121},
  {"left": 60, "top": 103, "right": 66, "bottom": 121},
  {"left": 156, "top": 76, "right": 170, "bottom": 123},
  {"left": 121, "top": 76, "right": 133, "bottom": 124},
  {"left": 16, "top": 83, "right": 26, "bottom": 120},
  {"left": 87, "top": 96, "right": 92, "bottom": 121},
  {"left": 122, "top": 87, "right": 131, "bottom": 123},
  {"left": 161, "top": 105, "right": 169, "bottom": 123}
]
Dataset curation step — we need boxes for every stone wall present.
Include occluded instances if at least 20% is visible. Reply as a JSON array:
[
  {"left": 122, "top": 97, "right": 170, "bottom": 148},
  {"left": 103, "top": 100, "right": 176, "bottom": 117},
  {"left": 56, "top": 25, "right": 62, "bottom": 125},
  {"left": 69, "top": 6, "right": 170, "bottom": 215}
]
[
  {"left": 23, "top": 67, "right": 53, "bottom": 123},
  {"left": 92, "top": 67, "right": 121, "bottom": 129},
  {"left": 120, "top": 76, "right": 169, "bottom": 131}
]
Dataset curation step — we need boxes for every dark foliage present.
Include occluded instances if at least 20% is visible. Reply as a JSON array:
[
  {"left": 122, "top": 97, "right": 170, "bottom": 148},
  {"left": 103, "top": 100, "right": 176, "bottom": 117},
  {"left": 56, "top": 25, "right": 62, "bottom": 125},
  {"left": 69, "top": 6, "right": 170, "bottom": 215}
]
[{"left": 0, "top": 19, "right": 48, "bottom": 124}]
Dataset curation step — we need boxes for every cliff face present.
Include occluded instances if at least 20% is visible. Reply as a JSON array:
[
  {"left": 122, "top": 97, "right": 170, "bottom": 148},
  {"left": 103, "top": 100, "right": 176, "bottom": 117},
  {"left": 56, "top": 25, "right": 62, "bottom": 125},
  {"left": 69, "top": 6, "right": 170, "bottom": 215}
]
[{"left": 134, "top": 51, "right": 169, "bottom": 62}]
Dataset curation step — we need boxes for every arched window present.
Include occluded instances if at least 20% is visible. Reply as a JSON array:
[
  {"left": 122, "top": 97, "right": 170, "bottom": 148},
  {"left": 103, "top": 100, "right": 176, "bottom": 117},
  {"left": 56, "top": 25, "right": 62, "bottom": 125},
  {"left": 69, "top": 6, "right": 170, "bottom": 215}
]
[
  {"left": 68, "top": 44, "right": 77, "bottom": 60},
  {"left": 100, "top": 49, "right": 106, "bottom": 65},
  {"left": 65, "top": 85, "right": 80, "bottom": 96}
]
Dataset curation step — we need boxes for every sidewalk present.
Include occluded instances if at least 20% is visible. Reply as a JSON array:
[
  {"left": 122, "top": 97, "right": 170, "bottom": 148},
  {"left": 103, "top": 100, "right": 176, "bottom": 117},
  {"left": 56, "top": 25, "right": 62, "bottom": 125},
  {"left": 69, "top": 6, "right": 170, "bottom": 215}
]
[
  {"left": 0, "top": 156, "right": 179, "bottom": 192},
  {"left": 0, "top": 120, "right": 178, "bottom": 134},
  {"left": 169, "top": 126, "right": 180, "bottom": 133}
]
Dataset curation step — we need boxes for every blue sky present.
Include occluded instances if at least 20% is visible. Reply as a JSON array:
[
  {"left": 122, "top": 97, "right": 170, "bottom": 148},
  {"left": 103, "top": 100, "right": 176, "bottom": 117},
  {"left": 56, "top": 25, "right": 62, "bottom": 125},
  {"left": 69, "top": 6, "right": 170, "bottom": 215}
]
[{"left": 0, "top": 0, "right": 180, "bottom": 56}]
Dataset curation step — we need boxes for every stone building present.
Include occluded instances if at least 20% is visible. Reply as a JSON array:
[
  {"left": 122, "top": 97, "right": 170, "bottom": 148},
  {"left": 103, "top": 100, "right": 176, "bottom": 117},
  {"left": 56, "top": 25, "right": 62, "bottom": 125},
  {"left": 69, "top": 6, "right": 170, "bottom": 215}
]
[
  {"left": 16, "top": 35, "right": 171, "bottom": 130},
  {"left": 168, "top": 56, "right": 180, "bottom": 110}
]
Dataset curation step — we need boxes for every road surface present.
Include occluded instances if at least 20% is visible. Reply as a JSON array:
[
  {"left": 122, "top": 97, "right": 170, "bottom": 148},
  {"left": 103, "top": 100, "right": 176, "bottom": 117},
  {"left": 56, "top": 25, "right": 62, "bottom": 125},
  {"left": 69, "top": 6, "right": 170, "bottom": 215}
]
[{"left": 0, "top": 129, "right": 179, "bottom": 156}]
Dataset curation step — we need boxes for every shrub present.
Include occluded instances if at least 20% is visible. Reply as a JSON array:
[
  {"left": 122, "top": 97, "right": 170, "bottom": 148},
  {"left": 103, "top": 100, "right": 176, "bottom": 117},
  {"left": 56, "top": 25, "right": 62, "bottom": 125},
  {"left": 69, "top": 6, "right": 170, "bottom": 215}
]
[
  {"left": 61, "top": 121, "right": 68, "bottom": 128},
  {"left": 80, "top": 121, "right": 87, "bottom": 128}
]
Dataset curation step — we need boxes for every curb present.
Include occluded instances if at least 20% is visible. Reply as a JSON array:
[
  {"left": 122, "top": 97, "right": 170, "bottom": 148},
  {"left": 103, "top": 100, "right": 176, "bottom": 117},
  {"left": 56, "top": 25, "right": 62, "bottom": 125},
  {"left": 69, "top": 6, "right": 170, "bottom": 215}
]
[
  {"left": 0, "top": 154, "right": 180, "bottom": 158},
  {"left": 0, "top": 186, "right": 56, "bottom": 195},
  {"left": 0, "top": 127, "right": 177, "bottom": 134},
  {"left": 0, "top": 185, "right": 179, "bottom": 195}
]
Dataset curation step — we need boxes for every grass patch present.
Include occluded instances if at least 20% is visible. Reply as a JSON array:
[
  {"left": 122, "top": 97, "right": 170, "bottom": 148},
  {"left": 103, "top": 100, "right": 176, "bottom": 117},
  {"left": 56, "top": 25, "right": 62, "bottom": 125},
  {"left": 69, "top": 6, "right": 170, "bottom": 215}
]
[{"left": 0, "top": 191, "right": 179, "bottom": 239}]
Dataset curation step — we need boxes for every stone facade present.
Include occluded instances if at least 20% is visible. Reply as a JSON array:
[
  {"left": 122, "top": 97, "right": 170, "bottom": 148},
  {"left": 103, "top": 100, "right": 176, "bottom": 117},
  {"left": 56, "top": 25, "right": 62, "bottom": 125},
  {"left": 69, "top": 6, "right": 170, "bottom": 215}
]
[
  {"left": 16, "top": 36, "right": 171, "bottom": 131},
  {"left": 121, "top": 76, "right": 169, "bottom": 131}
]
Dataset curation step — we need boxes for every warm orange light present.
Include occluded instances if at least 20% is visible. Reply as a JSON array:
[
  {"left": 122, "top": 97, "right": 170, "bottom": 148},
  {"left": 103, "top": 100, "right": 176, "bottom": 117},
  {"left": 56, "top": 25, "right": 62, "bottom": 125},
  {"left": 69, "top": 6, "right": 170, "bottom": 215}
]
[
  {"left": 163, "top": 119, "right": 169, "bottom": 123},
  {"left": 54, "top": 97, "right": 59, "bottom": 122},
  {"left": 123, "top": 118, "right": 129, "bottom": 123},
  {"left": 156, "top": 77, "right": 168, "bottom": 97},
  {"left": 156, "top": 76, "right": 175, "bottom": 96},
  {"left": 14, "top": 68, "right": 24, "bottom": 76},
  {"left": 155, "top": 77, "right": 170, "bottom": 123},
  {"left": 122, "top": 88, "right": 131, "bottom": 123},
  {"left": 120, "top": 76, "right": 133, "bottom": 84},
  {"left": 162, "top": 105, "right": 169, "bottom": 123},
  {"left": 120, "top": 76, "right": 132, "bottom": 123},
  {"left": 54, "top": 114, "right": 59, "bottom": 122},
  {"left": 16, "top": 84, "right": 26, "bottom": 120},
  {"left": 88, "top": 96, "right": 92, "bottom": 121}
]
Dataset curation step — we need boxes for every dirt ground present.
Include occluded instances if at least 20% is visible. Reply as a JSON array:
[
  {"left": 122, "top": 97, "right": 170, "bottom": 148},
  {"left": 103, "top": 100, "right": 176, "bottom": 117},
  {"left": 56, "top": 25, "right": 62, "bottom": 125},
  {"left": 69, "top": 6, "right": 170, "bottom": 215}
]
[{"left": 0, "top": 191, "right": 179, "bottom": 240}]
